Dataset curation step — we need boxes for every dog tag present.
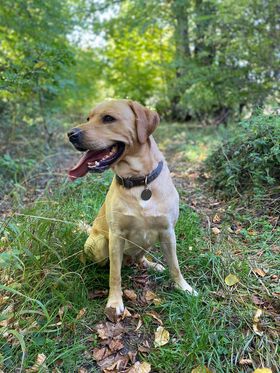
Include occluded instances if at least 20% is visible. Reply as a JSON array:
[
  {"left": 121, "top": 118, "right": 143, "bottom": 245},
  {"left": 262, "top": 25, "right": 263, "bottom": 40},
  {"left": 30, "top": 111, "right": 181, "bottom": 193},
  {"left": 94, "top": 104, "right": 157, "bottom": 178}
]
[{"left": 141, "top": 188, "right": 152, "bottom": 200}]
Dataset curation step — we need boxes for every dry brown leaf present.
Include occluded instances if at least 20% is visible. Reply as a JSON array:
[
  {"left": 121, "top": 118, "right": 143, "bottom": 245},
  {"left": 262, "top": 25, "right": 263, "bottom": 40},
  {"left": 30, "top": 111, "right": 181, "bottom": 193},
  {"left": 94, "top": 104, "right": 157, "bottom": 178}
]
[
  {"left": 248, "top": 230, "right": 257, "bottom": 236},
  {"left": 92, "top": 347, "right": 111, "bottom": 361},
  {"left": 154, "top": 326, "right": 169, "bottom": 347},
  {"left": 78, "top": 368, "right": 88, "bottom": 373},
  {"left": 191, "top": 366, "right": 213, "bottom": 373},
  {"left": 253, "top": 268, "right": 266, "bottom": 278},
  {"left": 252, "top": 295, "right": 264, "bottom": 306},
  {"left": 213, "top": 214, "right": 221, "bottom": 224},
  {"left": 211, "top": 227, "right": 220, "bottom": 235},
  {"left": 0, "top": 296, "right": 9, "bottom": 307},
  {"left": 124, "top": 289, "right": 137, "bottom": 302},
  {"left": 153, "top": 297, "right": 162, "bottom": 306},
  {"left": 225, "top": 274, "right": 239, "bottom": 286},
  {"left": 127, "top": 361, "right": 151, "bottom": 373},
  {"left": 253, "top": 369, "right": 272, "bottom": 373},
  {"left": 88, "top": 289, "right": 108, "bottom": 299},
  {"left": 239, "top": 358, "right": 253, "bottom": 365},
  {"left": 135, "top": 318, "right": 143, "bottom": 331},
  {"left": 96, "top": 322, "right": 124, "bottom": 340},
  {"left": 26, "top": 353, "right": 47, "bottom": 372},
  {"left": 144, "top": 290, "right": 157, "bottom": 302},
  {"left": 138, "top": 340, "right": 151, "bottom": 353},
  {"left": 121, "top": 308, "right": 132, "bottom": 320},
  {"left": 108, "top": 339, "right": 124, "bottom": 352},
  {"left": 128, "top": 351, "right": 137, "bottom": 364},
  {"left": 146, "top": 311, "right": 163, "bottom": 325},
  {"left": 102, "top": 354, "right": 129, "bottom": 371},
  {"left": 76, "top": 308, "right": 86, "bottom": 320}
]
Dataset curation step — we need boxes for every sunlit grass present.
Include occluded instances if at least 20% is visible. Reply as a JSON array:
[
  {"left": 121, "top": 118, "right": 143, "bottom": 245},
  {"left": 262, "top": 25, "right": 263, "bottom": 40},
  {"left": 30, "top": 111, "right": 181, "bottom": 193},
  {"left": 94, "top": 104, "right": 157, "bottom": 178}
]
[{"left": 1, "top": 123, "right": 279, "bottom": 372}]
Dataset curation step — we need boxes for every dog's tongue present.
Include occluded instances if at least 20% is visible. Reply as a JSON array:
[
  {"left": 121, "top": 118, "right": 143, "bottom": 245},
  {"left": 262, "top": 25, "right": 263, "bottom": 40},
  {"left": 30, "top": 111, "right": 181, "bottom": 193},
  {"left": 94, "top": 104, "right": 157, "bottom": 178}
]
[{"left": 68, "top": 150, "right": 104, "bottom": 181}]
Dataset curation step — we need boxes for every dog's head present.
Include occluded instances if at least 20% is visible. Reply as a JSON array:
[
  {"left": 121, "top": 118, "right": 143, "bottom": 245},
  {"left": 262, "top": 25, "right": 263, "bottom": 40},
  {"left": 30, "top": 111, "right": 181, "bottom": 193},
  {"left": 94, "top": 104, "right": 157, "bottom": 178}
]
[{"left": 67, "top": 99, "right": 160, "bottom": 180}]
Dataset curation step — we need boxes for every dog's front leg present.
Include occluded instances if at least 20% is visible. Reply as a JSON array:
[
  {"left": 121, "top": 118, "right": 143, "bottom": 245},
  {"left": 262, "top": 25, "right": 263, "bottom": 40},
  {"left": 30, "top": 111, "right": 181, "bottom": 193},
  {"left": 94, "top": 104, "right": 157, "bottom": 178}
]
[
  {"left": 106, "top": 231, "right": 125, "bottom": 315},
  {"left": 160, "top": 229, "right": 198, "bottom": 296}
]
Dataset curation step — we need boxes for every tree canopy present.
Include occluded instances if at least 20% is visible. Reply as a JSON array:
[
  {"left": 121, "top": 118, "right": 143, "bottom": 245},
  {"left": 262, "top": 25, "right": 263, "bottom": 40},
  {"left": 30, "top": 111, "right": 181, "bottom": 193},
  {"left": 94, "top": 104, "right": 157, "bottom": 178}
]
[{"left": 0, "top": 0, "right": 279, "bottom": 127}]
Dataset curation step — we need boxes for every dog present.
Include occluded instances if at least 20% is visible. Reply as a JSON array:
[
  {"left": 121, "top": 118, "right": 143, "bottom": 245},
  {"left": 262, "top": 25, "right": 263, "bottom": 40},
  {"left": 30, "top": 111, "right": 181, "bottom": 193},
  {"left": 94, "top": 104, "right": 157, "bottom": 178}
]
[{"left": 68, "top": 99, "right": 197, "bottom": 316}]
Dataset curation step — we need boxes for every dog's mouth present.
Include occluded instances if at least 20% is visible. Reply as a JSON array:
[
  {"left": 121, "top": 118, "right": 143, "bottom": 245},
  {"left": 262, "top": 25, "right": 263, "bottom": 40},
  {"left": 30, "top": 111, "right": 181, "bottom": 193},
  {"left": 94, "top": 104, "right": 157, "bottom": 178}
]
[{"left": 68, "top": 142, "right": 125, "bottom": 181}]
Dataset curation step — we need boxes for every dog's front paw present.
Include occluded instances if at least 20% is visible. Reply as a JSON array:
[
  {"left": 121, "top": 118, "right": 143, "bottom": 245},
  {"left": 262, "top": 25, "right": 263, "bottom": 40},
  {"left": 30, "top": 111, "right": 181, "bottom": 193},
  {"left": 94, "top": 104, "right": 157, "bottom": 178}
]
[
  {"left": 175, "top": 279, "right": 198, "bottom": 296},
  {"left": 105, "top": 297, "right": 124, "bottom": 321}
]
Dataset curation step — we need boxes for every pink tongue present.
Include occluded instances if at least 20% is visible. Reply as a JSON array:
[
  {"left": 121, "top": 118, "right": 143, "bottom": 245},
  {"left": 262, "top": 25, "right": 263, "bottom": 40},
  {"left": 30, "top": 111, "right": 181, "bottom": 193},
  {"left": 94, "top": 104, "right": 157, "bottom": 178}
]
[{"left": 68, "top": 149, "right": 106, "bottom": 181}]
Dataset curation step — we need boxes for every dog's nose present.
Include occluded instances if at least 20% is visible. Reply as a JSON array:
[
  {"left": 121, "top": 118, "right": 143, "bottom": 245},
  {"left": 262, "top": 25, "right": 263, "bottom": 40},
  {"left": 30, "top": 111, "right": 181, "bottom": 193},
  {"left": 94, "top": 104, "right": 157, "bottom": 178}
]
[{"left": 67, "top": 128, "right": 82, "bottom": 143}]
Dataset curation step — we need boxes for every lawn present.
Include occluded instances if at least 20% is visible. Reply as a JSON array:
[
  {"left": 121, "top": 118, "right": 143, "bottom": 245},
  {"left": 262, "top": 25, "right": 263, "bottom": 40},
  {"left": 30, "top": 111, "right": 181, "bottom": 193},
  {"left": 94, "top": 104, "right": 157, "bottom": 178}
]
[{"left": 0, "top": 123, "right": 279, "bottom": 372}]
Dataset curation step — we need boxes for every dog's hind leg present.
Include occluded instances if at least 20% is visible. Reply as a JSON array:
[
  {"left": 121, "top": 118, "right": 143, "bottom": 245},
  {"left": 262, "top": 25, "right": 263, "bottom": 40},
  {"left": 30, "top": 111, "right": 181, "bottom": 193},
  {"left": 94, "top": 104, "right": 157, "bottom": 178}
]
[
  {"left": 84, "top": 231, "right": 109, "bottom": 265},
  {"left": 84, "top": 203, "right": 109, "bottom": 265}
]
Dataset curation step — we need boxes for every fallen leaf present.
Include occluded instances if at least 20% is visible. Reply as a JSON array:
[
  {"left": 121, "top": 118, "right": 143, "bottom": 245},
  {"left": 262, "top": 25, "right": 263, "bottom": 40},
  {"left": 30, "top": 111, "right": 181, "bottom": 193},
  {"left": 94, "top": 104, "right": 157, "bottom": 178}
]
[
  {"left": 101, "top": 354, "right": 129, "bottom": 371},
  {"left": 128, "top": 351, "right": 137, "bottom": 364},
  {"left": 26, "top": 353, "right": 47, "bottom": 372},
  {"left": 121, "top": 308, "right": 132, "bottom": 320},
  {"left": 92, "top": 347, "right": 111, "bottom": 361},
  {"left": 96, "top": 322, "right": 124, "bottom": 340},
  {"left": 154, "top": 326, "right": 169, "bottom": 347},
  {"left": 253, "top": 268, "right": 266, "bottom": 278},
  {"left": 253, "top": 309, "right": 262, "bottom": 323},
  {"left": 108, "top": 339, "right": 124, "bottom": 352},
  {"left": 78, "top": 368, "right": 88, "bottom": 373},
  {"left": 213, "top": 214, "right": 221, "bottom": 224},
  {"left": 76, "top": 308, "right": 86, "bottom": 320},
  {"left": 253, "top": 369, "right": 272, "bottom": 373},
  {"left": 0, "top": 296, "right": 9, "bottom": 306},
  {"left": 146, "top": 311, "right": 163, "bottom": 325},
  {"left": 124, "top": 289, "right": 137, "bottom": 302},
  {"left": 252, "top": 295, "right": 264, "bottom": 306},
  {"left": 144, "top": 290, "right": 157, "bottom": 302},
  {"left": 135, "top": 318, "right": 143, "bottom": 331},
  {"left": 105, "top": 307, "right": 119, "bottom": 322},
  {"left": 239, "top": 358, "right": 253, "bottom": 365},
  {"left": 253, "top": 309, "right": 263, "bottom": 336},
  {"left": 138, "top": 340, "right": 151, "bottom": 353},
  {"left": 248, "top": 230, "right": 257, "bottom": 236},
  {"left": 153, "top": 297, "right": 162, "bottom": 305},
  {"left": 225, "top": 274, "right": 239, "bottom": 286},
  {"left": 88, "top": 289, "right": 108, "bottom": 299},
  {"left": 211, "top": 227, "right": 220, "bottom": 235},
  {"left": 127, "top": 361, "right": 151, "bottom": 373},
  {"left": 58, "top": 306, "right": 65, "bottom": 320},
  {"left": 191, "top": 366, "right": 213, "bottom": 373}
]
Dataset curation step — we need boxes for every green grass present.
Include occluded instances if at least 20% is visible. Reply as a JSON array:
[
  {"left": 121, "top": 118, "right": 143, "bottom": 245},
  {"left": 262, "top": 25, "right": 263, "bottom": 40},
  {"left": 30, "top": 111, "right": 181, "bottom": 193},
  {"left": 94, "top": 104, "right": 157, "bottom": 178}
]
[{"left": 1, "top": 124, "right": 279, "bottom": 372}]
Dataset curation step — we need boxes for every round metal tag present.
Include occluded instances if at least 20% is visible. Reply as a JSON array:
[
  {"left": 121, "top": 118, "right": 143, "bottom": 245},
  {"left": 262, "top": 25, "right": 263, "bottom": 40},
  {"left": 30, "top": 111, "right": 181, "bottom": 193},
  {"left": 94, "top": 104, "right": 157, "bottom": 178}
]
[{"left": 141, "top": 188, "right": 152, "bottom": 200}]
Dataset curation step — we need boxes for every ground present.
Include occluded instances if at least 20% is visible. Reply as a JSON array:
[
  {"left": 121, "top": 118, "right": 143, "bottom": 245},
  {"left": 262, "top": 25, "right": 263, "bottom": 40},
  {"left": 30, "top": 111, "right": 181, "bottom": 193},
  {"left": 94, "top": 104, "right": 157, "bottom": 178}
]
[{"left": 0, "top": 123, "right": 279, "bottom": 373}]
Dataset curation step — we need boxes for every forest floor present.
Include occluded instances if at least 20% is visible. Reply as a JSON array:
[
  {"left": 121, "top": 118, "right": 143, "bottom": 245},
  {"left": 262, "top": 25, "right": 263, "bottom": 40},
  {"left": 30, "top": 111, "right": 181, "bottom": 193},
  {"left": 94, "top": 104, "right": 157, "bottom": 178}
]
[{"left": 0, "top": 123, "right": 279, "bottom": 373}]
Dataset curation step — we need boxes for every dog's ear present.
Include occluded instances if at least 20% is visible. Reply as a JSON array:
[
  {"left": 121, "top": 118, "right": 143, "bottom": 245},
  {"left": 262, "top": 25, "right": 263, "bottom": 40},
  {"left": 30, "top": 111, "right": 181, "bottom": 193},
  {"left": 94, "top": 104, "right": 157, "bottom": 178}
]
[{"left": 129, "top": 101, "right": 160, "bottom": 144}]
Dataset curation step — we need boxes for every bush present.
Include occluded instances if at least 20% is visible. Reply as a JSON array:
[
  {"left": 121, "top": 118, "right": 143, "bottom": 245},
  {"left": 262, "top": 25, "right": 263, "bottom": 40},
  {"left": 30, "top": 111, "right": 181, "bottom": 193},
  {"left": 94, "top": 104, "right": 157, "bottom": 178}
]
[{"left": 205, "top": 112, "right": 280, "bottom": 198}]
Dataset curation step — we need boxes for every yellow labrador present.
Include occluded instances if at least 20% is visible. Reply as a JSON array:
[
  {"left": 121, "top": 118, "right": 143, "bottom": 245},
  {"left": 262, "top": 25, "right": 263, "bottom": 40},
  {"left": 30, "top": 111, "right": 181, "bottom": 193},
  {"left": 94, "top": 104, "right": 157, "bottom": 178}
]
[{"left": 68, "top": 99, "right": 197, "bottom": 316}]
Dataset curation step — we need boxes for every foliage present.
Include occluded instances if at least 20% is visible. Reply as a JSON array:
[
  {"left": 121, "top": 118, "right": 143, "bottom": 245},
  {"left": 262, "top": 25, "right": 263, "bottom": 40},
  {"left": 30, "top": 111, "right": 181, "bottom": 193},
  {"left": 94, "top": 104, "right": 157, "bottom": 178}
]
[
  {"left": 93, "top": 0, "right": 279, "bottom": 121},
  {"left": 205, "top": 112, "right": 280, "bottom": 197}
]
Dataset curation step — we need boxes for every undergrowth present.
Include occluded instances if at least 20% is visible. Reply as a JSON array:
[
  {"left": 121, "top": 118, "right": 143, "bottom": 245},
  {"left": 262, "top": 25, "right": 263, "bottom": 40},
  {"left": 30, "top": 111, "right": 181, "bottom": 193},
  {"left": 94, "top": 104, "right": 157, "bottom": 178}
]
[
  {"left": 205, "top": 112, "right": 280, "bottom": 199},
  {"left": 1, "top": 171, "right": 279, "bottom": 372}
]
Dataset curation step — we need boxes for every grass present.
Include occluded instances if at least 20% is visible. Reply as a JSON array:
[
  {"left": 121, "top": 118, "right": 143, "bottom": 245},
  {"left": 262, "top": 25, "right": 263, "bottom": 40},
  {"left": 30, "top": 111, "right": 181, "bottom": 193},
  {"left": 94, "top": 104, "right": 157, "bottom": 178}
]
[{"left": 1, "top": 123, "right": 279, "bottom": 372}]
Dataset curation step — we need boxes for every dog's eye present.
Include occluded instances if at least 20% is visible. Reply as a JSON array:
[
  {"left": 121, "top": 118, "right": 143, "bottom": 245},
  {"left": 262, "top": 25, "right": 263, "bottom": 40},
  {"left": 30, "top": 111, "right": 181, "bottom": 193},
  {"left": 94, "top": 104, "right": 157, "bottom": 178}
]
[{"left": 102, "top": 115, "right": 116, "bottom": 123}]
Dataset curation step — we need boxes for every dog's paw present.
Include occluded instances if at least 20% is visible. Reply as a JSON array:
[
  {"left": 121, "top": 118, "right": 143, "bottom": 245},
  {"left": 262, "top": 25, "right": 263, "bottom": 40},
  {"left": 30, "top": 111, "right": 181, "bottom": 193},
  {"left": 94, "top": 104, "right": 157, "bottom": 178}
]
[
  {"left": 105, "top": 297, "right": 124, "bottom": 321},
  {"left": 175, "top": 280, "right": 198, "bottom": 296}
]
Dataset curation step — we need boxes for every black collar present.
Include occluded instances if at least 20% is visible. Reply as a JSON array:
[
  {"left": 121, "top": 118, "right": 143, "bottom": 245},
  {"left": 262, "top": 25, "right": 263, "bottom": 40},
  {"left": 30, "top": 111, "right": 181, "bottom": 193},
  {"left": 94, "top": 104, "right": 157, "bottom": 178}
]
[{"left": 116, "top": 161, "right": 164, "bottom": 189}]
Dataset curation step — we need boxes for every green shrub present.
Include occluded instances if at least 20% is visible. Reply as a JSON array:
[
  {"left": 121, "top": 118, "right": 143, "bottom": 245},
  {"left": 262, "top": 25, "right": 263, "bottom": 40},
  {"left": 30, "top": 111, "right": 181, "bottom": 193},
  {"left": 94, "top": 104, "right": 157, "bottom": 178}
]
[{"left": 205, "top": 112, "right": 280, "bottom": 198}]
